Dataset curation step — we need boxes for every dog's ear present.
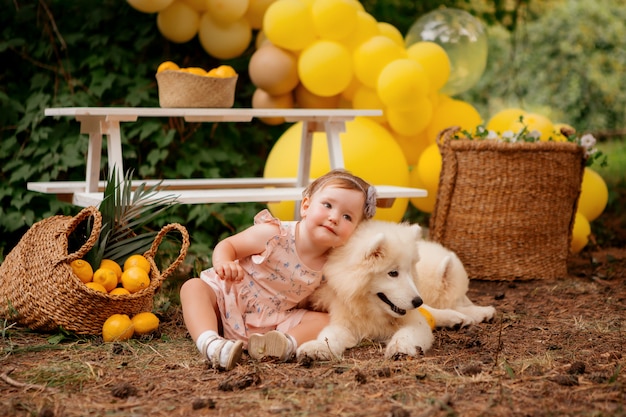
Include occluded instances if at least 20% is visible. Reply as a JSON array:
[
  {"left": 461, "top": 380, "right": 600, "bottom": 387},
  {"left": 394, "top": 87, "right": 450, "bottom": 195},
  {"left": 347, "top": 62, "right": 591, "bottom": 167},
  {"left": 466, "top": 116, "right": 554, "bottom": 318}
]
[
  {"left": 435, "top": 255, "right": 453, "bottom": 281},
  {"left": 364, "top": 232, "right": 386, "bottom": 260}
]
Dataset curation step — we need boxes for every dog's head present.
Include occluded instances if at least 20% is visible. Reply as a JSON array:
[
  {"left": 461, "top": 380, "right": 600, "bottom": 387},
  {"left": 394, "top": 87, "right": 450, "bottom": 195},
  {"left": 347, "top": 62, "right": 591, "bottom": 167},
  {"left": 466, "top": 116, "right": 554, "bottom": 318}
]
[{"left": 324, "top": 220, "right": 423, "bottom": 318}]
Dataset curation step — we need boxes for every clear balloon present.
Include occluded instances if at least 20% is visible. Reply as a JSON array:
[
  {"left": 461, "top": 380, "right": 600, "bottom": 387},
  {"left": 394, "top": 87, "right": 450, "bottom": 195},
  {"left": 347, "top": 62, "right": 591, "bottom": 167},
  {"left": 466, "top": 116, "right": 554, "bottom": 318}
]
[
  {"left": 198, "top": 13, "right": 252, "bottom": 59},
  {"left": 405, "top": 8, "right": 487, "bottom": 96},
  {"left": 298, "top": 40, "right": 352, "bottom": 97},
  {"left": 157, "top": 2, "right": 200, "bottom": 43},
  {"left": 263, "top": 0, "right": 316, "bottom": 51}
]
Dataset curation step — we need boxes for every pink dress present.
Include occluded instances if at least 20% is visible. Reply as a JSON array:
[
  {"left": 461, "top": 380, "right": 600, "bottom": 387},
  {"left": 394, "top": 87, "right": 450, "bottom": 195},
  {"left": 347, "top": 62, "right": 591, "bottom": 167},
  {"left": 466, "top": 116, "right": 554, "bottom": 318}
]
[{"left": 200, "top": 209, "right": 324, "bottom": 344}]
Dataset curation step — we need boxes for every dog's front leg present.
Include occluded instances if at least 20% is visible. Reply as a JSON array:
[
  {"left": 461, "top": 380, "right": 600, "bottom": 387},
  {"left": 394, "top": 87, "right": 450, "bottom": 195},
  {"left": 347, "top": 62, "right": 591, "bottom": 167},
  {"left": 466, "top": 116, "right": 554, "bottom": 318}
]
[
  {"left": 421, "top": 304, "right": 476, "bottom": 328},
  {"left": 296, "top": 324, "right": 358, "bottom": 361},
  {"left": 385, "top": 317, "right": 433, "bottom": 359}
]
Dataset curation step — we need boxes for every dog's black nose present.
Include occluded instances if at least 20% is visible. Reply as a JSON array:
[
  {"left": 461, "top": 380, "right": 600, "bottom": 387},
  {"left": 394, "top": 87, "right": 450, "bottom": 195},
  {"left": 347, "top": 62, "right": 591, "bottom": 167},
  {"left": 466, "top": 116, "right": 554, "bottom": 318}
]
[{"left": 412, "top": 296, "right": 423, "bottom": 308}]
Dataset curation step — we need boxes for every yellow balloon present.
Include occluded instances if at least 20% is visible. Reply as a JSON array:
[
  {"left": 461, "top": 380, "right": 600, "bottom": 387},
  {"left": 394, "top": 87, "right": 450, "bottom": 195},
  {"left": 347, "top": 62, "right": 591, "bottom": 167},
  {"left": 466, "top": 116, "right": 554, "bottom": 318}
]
[
  {"left": 264, "top": 117, "right": 410, "bottom": 221},
  {"left": 510, "top": 112, "right": 555, "bottom": 142},
  {"left": 409, "top": 165, "right": 437, "bottom": 213},
  {"left": 552, "top": 122, "right": 575, "bottom": 142},
  {"left": 249, "top": 43, "right": 299, "bottom": 95},
  {"left": 298, "top": 40, "right": 352, "bottom": 97},
  {"left": 486, "top": 107, "right": 525, "bottom": 134},
  {"left": 340, "top": 76, "right": 362, "bottom": 101},
  {"left": 386, "top": 96, "right": 433, "bottom": 137},
  {"left": 353, "top": 35, "right": 406, "bottom": 88},
  {"left": 416, "top": 142, "right": 442, "bottom": 192},
  {"left": 394, "top": 130, "right": 430, "bottom": 166},
  {"left": 311, "top": 0, "right": 358, "bottom": 41},
  {"left": 294, "top": 84, "right": 341, "bottom": 109},
  {"left": 377, "top": 58, "right": 430, "bottom": 109},
  {"left": 180, "top": 0, "right": 209, "bottom": 12},
  {"left": 406, "top": 41, "right": 451, "bottom": 92},
  {"left": 342, "top": 10, "right": 379, "bottom": 51},
  {"left": 245, "top": 0, "right": 277, "bottom": 29},
  {"left": 351, "top": 85, "right": 385, "bottom": 123},
  {"left": 425, "top": 98, "right": 482, "bottom": 143},
  {"left": 377, "top": 22, "right": 404, "bottom": 47},
  {"left": 578, "top": 168, "right": 609, "bottom": 222},
  {"left": 571, "top": 211, "right": 591, "bottom": 254},
  {"left": 263, "top": 0, "right": 316, "bottom": 51},
  {"left": 127, "top": 0, "right": 174, "bottom": 14},
  {"left": 198, "top": 14, "right": 252, "bottom": 59},
  {"left": 206, "top": 0, "right": 249, "bottom": 23},
  {"left": 157, "top": 2, "right": 200, "bottom": 43}
]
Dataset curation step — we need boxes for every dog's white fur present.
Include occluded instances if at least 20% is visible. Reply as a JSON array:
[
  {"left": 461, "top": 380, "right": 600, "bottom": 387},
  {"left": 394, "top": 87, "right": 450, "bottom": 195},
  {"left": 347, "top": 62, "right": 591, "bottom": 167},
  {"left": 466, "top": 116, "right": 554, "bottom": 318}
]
[{"left": 296, "top": 220, "right": 495, "bottom": 361}]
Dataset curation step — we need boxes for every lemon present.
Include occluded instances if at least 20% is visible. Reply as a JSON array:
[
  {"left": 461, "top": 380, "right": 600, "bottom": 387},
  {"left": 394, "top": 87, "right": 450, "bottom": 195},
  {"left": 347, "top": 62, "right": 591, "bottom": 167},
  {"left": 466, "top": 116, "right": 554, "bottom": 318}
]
[
  {"left": 212, "top": 65, "right": 237, "bottom": 78},
  {"left": 109, "top": 287, "right": 131, "bottom": 296},
  {"left": 418, "top": 307, "right": 436, "bottom": 330},
  {"left": 85, "top": 281, "right": 107, "bottom": 293},
  {"left": 93, "top": 268, "right": 118, "bottom": 292},
  {"left": 100, "top": 259, "right": 123, "bottom": 283},
  {"left": 157, "top": 61, "right": 179, "bottom": 73},
  {"left": 124, "top": 254, "right": 151, "bottom": 274},
  {"left": 121, "top": 266, "right": 150, "bottom": 293},
  {"left": 102, "top": 314, "right": 134, "bottom": 342},
  {"left": 70, "top": 259, "right": 94, "bottom": 284},
  {"left": 131, "top": 312, "right": 160, "bottom": 336},
  {"left": 184, "top": 67, "right": 207, "bottom": 76}
]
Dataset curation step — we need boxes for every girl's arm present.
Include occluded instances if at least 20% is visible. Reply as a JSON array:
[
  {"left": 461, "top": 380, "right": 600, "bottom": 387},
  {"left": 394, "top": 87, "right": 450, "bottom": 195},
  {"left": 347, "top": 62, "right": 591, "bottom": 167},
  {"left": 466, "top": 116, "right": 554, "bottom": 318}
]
[{"left": 212, "top": 222, "right": 280, "bottom": 282}]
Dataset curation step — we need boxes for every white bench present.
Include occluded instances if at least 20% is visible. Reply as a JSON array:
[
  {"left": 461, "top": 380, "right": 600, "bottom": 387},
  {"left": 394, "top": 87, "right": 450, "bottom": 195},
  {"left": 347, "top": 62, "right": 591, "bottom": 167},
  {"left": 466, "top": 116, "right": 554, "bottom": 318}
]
[{"left": 30, "top": 108, "right": 427, "bottom": 215}]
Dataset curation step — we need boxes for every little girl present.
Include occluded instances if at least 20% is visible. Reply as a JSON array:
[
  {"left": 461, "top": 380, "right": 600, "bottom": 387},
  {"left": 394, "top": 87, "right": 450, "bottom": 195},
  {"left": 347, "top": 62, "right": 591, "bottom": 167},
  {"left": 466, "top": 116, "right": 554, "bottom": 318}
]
[{"left": 180, "top": 169, "right": 378, "bottom": 370}]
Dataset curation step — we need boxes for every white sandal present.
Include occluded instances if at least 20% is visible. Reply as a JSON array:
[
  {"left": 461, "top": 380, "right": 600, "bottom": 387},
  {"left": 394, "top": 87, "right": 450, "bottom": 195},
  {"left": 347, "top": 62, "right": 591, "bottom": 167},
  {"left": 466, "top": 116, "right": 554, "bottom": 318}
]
[
  {"left": 207, "top": 338, "right": 243, "bottom": 371},
  {"left": 248, "top": 331, "right": 292, "bottom": 361}
]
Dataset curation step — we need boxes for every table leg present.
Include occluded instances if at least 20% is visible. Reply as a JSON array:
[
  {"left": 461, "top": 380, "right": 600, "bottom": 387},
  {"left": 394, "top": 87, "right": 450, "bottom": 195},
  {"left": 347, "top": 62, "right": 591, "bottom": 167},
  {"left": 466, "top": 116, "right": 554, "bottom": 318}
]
[
  {"left": 324, "top": 120, "right": 346, "bottom": 170},
  {"left": 77, "top": 116, "right": 104, "bottom": 193},
  {"left": 102, "top": 119, "right": 125, "bottom": 186}
]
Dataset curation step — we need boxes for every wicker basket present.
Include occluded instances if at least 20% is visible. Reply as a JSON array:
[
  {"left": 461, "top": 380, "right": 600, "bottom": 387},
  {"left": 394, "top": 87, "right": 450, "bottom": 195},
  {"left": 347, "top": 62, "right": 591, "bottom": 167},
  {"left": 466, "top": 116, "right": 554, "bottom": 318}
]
[
  {"left": 429, "top": 127, "right": 586, "bottom": 281},
  {"left": 156, "top": 70, "right": 237, "bottom": 108},
  {"left": 0, "top": 206, "right": 190, "bottom": 334}
]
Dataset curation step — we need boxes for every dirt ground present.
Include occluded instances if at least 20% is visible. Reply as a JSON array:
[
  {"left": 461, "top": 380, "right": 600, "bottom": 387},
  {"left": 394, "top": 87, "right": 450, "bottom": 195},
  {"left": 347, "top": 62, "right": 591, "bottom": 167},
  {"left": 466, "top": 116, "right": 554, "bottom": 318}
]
[{"left": 1, "top": 206, "right": 625, "bottom": 416}]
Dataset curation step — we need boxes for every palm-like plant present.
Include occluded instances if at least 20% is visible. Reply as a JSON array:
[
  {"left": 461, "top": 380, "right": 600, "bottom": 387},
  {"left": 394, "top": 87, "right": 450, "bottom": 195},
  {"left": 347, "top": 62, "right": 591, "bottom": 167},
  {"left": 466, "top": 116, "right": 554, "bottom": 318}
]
[{"left": 85, "top": 168, "right": 179, "bottom": 269}]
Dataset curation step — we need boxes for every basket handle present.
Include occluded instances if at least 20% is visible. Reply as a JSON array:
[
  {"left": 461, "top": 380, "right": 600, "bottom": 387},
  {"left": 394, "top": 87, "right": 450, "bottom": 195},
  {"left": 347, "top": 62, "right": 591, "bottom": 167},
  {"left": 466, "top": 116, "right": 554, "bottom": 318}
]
[
  {"left": 144, "top": 223, "right": 190, "bottom": 284},
  {"left": 61, "top": 206, "right": 102, "bottom": 262},
  {"left": 435, "top": 126, "right": 461, "bottom": 148}
]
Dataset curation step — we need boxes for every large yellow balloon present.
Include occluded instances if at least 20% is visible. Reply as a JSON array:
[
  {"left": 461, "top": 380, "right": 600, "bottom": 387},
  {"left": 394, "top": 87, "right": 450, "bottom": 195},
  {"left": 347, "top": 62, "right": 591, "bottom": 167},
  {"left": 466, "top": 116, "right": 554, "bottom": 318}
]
[
  {"left": 510, "top": 112, "right": 555, "bottom": 141},
  {"left": 406, "top": 41, "right": 451, "bottom": 92},
  {"left": 377, "top": 58, "right": 430, "bottom": 109},
  {"left": 298, "top": 40, "right": 352, "bottom": 97},
  {"left": 409, "top": 165, "right": 437, "bottom": 213},
  {"left": 311, "top": 0, "right": 358, "bottom": 41},
  {"left": 486, "top": 107, "right": 525, "bottom": 134},
  {"left": 198, "top": 14, "right": 252, "bottom": 59},
  {"left": 206, "top": 0, "right": 249, "bottom": 23},
  {"left": 386, "top": 97, "right": 433, "bottom": 137},
  {"left": 264, "top": 117, "right": 410, "bottom": 221},
  {"left": 353, "top": 35, "right": 406, "bottom": 88},
  {"left": 157, "top": 2, "right": 200, "bottom": 43},
  {"left": 249, "top": 44, "right": 299, "bottom": 95},
  {"left": 127, "top": 0, "right": 174, "bottom": 14},
  {"left": 571, "top": 211, "right": 591, "bottom": 254},
  {"left": 263, "top": 0, "right": 316, "bottom": 51},
  {"left": 425, "top": 98, "right": 483, "bottom": 143},
  {"left": 416, "top": 142, "right": 442, "bottom": 192},
  {"left": 578, "top": 168, "right": 609, "bottom": 222}
]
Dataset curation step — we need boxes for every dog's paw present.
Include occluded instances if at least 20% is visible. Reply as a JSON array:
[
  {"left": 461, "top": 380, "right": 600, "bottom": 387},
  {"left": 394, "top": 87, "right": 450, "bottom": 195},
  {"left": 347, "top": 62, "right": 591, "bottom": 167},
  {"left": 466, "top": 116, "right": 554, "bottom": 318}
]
[
  {"left": 296, "top": 340, "right": 337, "bottom": 361},
  {"left": 431, "top": 309, "right": 476, "bottom": 329},
  {"left": 384, "top": 342, "right": 424, "bottom": 359}
]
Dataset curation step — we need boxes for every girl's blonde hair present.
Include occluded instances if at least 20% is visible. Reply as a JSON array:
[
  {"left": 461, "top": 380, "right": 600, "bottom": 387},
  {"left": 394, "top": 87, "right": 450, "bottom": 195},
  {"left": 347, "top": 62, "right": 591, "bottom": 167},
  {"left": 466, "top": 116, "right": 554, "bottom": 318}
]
[{"left": 302, "top": 169, "right": 378, "bottom": 219}]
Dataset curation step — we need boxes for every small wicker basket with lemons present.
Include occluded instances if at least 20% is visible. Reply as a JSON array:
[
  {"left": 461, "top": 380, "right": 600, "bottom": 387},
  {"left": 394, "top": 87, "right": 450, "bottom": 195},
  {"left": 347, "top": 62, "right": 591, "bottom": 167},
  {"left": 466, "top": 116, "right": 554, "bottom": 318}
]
[{"left": 156, "top": 61, "right": 238, "bottom": 108}]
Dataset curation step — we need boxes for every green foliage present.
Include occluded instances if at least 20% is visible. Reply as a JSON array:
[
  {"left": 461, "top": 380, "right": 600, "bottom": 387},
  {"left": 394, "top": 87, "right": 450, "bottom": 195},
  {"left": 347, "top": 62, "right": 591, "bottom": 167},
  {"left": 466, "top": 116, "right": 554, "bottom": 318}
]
[{"left": 462, "top": 0, "right": 626, "bottom": 133}]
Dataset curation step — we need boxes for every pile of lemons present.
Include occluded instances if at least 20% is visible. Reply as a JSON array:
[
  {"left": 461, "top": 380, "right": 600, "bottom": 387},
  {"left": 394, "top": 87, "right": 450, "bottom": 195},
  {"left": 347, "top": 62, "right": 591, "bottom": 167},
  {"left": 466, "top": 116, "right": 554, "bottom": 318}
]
[
  {"left": 156, "top": 61, "right": 237, "bottom": 78},
  {"left": 70, "top": 254, "right": 160, "bottom": 341}
]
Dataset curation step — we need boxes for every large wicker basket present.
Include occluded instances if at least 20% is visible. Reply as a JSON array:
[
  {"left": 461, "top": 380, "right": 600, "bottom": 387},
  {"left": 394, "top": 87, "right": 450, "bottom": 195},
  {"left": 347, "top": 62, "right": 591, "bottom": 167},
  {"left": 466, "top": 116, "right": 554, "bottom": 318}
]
[
  {"left": 0, "top": 206, "right": 190, "bottom": 334},
  {"left": 429, "top": 127, "right": 586, "bottom": 281},
  {"left": 156, "top": 70, "right": 237, "bottom": 108}
]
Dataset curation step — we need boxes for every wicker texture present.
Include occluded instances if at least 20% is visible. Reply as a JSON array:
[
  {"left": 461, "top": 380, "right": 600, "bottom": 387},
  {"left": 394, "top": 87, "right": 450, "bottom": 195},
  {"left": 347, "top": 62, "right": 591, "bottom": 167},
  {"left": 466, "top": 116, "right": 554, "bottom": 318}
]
[
  {"left": 157, "top": 71, "right": 237, "bottom": 108},
  {"left": 0, "top": 206, "right": 190, "bottom": 334},
  {"left": 429, "top": 127, "right": 586, "bottom": 281}
]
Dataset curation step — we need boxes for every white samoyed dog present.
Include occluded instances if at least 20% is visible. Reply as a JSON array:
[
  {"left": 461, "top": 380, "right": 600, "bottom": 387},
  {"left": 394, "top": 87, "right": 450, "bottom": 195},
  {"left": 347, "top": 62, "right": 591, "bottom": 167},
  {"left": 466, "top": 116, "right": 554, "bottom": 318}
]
[{"left": 296, "top": 220, "right": 496, "bottom": 361}]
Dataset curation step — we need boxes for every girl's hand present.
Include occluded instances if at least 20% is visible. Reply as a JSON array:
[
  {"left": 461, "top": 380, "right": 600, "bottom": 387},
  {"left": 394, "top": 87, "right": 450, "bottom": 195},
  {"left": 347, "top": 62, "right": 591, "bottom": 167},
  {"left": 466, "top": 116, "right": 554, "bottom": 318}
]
[{"left": 214, "top": 260, "right": 245, "bottom": 283}]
